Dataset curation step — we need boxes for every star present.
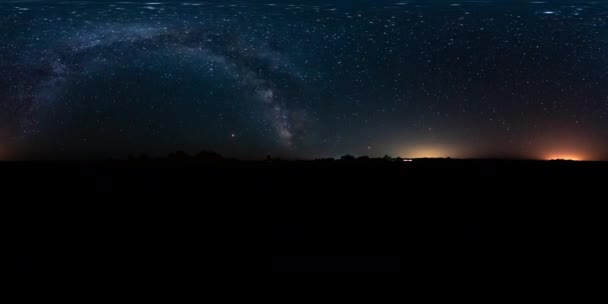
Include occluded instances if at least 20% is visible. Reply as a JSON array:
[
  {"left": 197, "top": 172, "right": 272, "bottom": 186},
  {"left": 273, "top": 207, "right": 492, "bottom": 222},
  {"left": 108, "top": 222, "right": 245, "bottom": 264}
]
[{"left": 0, "top": 1, "right": 606, "bottom": 160}]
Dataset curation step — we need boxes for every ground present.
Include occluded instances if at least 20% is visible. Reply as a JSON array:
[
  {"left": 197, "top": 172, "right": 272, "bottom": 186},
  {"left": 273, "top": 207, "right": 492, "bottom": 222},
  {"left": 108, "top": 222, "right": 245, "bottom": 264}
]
[{"left": 5, "top": 158, "right": 606, "bottom": 274}]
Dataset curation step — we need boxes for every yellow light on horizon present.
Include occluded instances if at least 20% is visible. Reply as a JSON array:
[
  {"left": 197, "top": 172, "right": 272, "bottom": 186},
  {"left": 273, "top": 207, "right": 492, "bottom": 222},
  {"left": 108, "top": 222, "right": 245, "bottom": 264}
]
[{"left": 400, "top": 146, "right": 456, "bottom": 159}]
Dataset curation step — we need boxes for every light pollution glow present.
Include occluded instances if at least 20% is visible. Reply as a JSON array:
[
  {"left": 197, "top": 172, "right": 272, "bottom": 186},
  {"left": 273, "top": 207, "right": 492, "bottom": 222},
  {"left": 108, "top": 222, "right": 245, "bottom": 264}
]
[
  {"left": 395, "top": 141, "right": 601, "bottom": 161},
  {"left": 399, "top": 145, "right": 463, "bottom": 159},
  {"left": 537, "top": 137, "right": 598, "bottom": 161},
  {"left": 544, "top": 153, "right": 587, "bottom": 161}
]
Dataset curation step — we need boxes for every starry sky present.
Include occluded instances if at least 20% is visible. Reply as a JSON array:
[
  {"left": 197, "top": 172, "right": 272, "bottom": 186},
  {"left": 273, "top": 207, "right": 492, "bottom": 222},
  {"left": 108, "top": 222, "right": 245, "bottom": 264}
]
[{"left": 1, "top": 0, "right": 607, "bottom": 160}]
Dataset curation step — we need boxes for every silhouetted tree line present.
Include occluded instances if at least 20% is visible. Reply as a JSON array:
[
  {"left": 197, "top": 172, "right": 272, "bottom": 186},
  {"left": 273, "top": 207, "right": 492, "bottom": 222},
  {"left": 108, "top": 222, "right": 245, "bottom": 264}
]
[{"left": 123, "top": 151, "right": 431, "bottom": 164}]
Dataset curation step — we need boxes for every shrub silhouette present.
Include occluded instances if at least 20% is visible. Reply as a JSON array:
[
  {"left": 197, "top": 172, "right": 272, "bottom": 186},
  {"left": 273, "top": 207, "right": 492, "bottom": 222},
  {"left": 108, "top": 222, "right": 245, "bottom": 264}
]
[
  {"left": 340, "top": 155, "right": 355, "bottom": 161},
  {"left": 168, "top": 151, "right": 191, "bottom": 161},
  {"left": 195, "top": 150, "right": 224, "bottom": 162}
]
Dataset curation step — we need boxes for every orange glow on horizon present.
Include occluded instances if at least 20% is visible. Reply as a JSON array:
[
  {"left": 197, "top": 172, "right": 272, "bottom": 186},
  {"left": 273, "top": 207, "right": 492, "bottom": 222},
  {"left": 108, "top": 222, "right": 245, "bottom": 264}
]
[
  {"left": 537, "top": 134, "right": 597, "bottom": 161},
  {"left": 545, "top": 154, "right": 585, "bottom": 161},
  {"left": 543, "top": 150, "right": 590, "bottom": 161}
]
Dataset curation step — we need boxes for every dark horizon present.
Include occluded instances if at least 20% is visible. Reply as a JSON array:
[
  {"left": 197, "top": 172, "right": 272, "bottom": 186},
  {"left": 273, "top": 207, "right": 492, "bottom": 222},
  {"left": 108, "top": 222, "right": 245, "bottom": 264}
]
[
  {"left": 8, "top": 143, "right": 607, "bottom": 275},
  {"left": 3, "top": 149, "right": 607, "bottom": 162}
]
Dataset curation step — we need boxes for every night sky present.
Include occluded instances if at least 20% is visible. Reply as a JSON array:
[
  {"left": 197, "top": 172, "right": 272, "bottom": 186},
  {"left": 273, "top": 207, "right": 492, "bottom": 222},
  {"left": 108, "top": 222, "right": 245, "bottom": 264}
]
[{"left": 1, "top": 0, "right": 607, "bottom": 160}]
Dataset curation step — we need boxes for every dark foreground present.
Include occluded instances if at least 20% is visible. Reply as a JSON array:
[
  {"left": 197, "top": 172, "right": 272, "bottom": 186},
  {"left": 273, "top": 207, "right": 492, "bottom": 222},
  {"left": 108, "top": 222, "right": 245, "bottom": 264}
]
[{"left": 5, "top": 158, "right": 606, "bottom": 277}]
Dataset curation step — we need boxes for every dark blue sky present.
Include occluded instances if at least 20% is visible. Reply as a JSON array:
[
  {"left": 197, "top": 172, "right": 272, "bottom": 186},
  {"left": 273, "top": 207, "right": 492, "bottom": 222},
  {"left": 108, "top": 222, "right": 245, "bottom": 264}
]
[{"left": 1, "top": 1, "right": 607, "bottom": 160}]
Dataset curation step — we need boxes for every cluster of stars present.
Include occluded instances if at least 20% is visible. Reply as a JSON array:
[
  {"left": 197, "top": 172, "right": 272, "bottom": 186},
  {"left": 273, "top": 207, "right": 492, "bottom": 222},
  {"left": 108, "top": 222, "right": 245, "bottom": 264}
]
[{"left": 0, "top": 1, "right": 606, "bottom": 160}]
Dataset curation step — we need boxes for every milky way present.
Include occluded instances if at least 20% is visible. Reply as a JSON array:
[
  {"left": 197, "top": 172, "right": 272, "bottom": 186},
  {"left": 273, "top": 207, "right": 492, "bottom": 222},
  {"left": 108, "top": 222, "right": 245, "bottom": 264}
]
[
  {"left": 1, "top": 1, "right": 608, "bottom": 160},
  {"left": 2, "top": 3, "right": 311, "bottom": 157}
]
